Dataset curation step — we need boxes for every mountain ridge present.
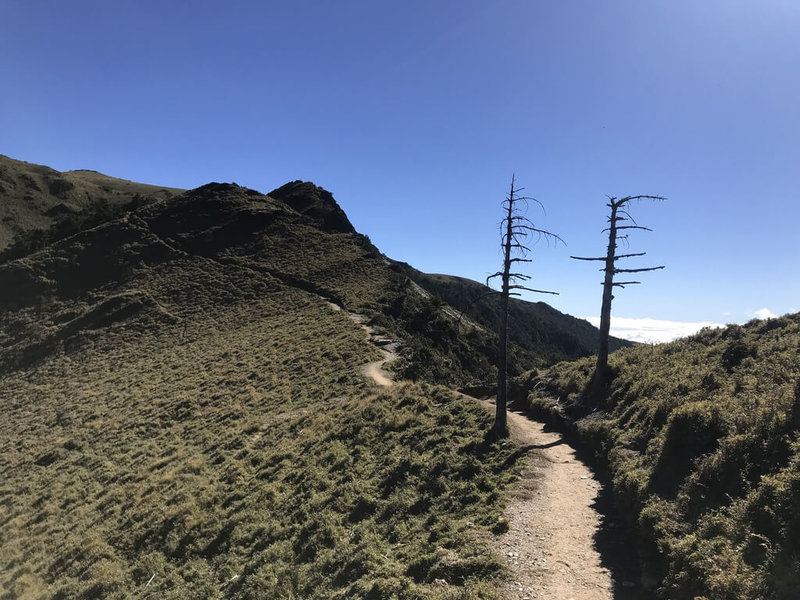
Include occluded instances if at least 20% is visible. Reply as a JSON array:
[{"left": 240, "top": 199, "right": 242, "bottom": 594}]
[{"left": 0, "top": 155, "right": 625, "bottom": 386}]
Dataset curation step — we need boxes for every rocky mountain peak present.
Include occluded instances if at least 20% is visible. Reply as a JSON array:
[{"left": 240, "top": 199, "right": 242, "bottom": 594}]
[{"left": 269, "top": 180, "right": 356, "bottom": 235}]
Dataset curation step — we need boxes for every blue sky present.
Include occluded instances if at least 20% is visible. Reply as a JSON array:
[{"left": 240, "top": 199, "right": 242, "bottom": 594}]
[{"left": 2, "top": 1, "right": 798, "bottom": 339}]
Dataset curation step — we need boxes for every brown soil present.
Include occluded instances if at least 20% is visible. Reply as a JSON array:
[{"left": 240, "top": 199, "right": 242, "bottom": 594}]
[
  {"left": 481, "top": 400, "right": 615, "bottom": 600},
  {"left": 349, "top": 313, "right": 398, "bottom": 387},
  {"left": 360, "top": 356, "right": 395, "bottom": 387}
]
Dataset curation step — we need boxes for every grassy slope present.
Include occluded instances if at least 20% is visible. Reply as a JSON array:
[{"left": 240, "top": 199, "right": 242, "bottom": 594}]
[
  {"left": 1, "top": 161, "right": 619, "bottom": 389},
  {"left": 402, "top": 269, "right": 632, "bottom": 365},
  {"left": 0, "top": 154, "right": 183, "bottom": 254},
  {"left": 0, "top": 186, "right": 527, "bottom": 599},
  {"left": 524, "top": 315, "right": 800, "bottom": 600}
]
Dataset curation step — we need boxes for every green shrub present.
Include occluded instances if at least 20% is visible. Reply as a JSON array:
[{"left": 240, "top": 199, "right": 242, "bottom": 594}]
[
  {"left": 524, "top": 314, "right": 800, "bottom": 599},
  {"left": 47, "top": 178, "right": 75, "bottom": 198}
]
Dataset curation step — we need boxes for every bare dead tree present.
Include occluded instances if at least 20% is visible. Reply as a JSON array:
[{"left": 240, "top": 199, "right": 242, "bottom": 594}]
[
  {"left": 572, "top": 195, "right": 665, "bottom": 402},
  {"left": 487, "top": 175, "right": 563, "bottom": 438}
]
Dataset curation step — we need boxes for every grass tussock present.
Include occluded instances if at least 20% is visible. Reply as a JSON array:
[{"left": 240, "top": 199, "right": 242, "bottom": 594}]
[
  {"left": 524, "top": 314, "right": 800, "bottom": 600},
  {"left": 1, "top": 253, "right": 523, "bottom": 599}
]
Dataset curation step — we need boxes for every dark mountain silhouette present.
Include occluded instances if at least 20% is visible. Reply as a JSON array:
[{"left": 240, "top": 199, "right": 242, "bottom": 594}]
[{"left": 269, "top": 180, "right": 357, "bottom": 234}]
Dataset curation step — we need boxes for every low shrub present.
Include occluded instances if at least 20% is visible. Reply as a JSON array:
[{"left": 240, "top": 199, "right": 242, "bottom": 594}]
[{"left": 523, "top": 314, "right": 800, "bottom": 599}]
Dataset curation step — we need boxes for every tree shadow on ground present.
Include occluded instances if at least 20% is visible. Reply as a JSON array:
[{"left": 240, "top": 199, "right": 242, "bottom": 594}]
[{"left": 529, "top": 438, "right": 565, "bottom": 450}]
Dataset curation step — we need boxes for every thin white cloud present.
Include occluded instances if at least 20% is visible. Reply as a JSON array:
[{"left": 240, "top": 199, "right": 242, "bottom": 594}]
[
  {"left": 582, "top": 316, "right": 725, "bottom": 344},
  {"left": 753, "top": 308, "right": 777, "bottom": 319}
]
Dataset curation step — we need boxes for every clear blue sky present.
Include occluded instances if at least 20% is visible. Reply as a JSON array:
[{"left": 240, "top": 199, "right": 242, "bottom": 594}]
[{"left": 3, "top": 1, "right": 798, "bottom": 333}]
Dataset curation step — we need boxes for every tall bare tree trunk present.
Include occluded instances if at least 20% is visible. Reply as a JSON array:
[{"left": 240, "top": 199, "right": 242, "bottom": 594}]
[
  {"left": 572, "top": 195, "right": 665, "bottom": 405},
  {"left": 592, "top": 202, "right": 618, "bottom": 395},
  {"left": 493, "top": 183, "right": 515, "bottom": 439},
  {"left": 488, "top": 176, "right": 561, "bottom": 438}
]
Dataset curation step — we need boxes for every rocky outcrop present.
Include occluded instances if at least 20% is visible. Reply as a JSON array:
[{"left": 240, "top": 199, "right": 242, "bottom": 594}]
[{"left": 269, "top": 180, "right": 356, "bottom": 234}]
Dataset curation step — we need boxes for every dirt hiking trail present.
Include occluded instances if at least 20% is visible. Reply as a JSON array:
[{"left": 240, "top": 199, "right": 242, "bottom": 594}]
[
  {"left": 325, "top": 300, "right": 399, "bottom": 387},
  {"left": 332, "top": 297, "right": 635, "bottom": 598},
  {"left": 478, "top": 399, "right": 618, "bottom": 600},
  {"left": 348, "top": 312, "right": 398, "bottom": 387}
]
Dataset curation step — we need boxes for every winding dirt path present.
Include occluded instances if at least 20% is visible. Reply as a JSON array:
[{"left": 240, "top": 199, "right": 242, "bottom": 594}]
[
  {"left": 478, "top": 400, "right": 615, "bottom": 600},
  {"left": 360, "top": 356, "right": 395, "bottom": 387},
  {"left": 326, "top": 297, "right": 616, "bottom": 597},
  {"left": 346, "top": 312, "right": 400, "bottom": 387},
  {"left": 324, "top": 300, "right": 399, "bottom": 387}
]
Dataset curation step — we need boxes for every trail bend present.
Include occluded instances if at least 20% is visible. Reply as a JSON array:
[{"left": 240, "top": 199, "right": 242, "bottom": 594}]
[
  {"left": 328, "top": 294, "right": 620, "bottom": 598},
  {"left": 324, "top": 300, "right": 399, "bottom": 387}
]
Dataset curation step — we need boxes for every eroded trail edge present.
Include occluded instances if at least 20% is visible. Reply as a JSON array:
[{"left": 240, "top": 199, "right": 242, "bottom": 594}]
[{"left": 480, "top": 401, "right": 614, "bottom": 600}]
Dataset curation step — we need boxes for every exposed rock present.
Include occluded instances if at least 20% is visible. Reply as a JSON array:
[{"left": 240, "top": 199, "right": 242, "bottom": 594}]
[{"left": 269, "top": 180, "right": 356, "bottom": 234}]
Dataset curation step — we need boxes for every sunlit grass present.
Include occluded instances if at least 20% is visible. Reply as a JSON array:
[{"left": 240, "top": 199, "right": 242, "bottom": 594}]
[
  {"left": 525, "top": 314, "right": 800, "bottom": 600},
  {"left": 1, "top": 254, "right": 524, "bottom": 599}
]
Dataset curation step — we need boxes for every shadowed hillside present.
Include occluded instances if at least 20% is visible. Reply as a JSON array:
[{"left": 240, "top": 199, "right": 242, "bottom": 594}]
[
  {"left": 523, "top": 315, "right": 800, "bottom": 600},
  {"left": 400, "top": 268, "right": 632, "bottom": 364}
]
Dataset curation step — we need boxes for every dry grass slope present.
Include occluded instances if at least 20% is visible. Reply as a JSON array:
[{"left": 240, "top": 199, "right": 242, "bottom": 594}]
[{"left": 0, "top": 182, "right": 529, "bottom": 599}]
